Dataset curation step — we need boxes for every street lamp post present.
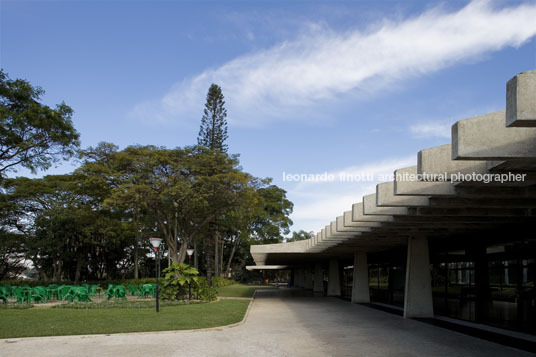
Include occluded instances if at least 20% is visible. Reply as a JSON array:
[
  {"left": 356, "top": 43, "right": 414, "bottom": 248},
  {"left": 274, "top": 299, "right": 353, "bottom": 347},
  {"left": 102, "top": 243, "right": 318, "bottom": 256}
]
[
  {"left": 149, "top": 238, "right": 163, "bottom": 312},
  {"left": 187, "top": 248, "right": 194, "bottom": 300}
]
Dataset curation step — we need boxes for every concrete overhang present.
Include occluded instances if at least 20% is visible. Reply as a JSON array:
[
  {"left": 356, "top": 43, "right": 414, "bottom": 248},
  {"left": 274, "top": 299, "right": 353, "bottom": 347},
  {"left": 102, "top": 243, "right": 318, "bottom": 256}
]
[
  {"left": 363, "top": 194, "right": 408, "bottom": 215},
  {"left": 249, "top": 69, "right": 536, "bottom": 266},
  {"left": 418, "top": 144, "right": 487, "bottom": 180},
  {"left": 352, "top": 203, "right": 395, "bottom": 221},
  {"left": 394, "top": 166, "right": 456, "bottom": 196},
  {"left": 506, "top": 69, "right": 536, "bottom": 127},
  {"left": 376, "top": 181, "right": 429, "bottom": 207},
  {"left": 452, "top": 110, "right": 536, "bottom": 160},
  {"left": 343, "top": 210, "right": 383, "bottom": 227}
]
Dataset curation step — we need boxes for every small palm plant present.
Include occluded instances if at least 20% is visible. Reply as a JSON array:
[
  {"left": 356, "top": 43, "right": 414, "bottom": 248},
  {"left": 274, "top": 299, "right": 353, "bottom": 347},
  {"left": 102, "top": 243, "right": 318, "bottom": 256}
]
[{"left": 160, "top": 262, "right": 199, "bottom": 301}]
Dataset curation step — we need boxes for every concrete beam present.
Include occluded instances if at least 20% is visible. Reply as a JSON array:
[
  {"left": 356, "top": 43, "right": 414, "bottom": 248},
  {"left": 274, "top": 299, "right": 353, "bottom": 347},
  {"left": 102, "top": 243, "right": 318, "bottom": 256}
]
[
  {"left": 429, "top": 197, "right": 536, "bottom": 209},
  {"left": 506, "top": 69, "right": 536, "bottom": 127},
  {"left": 411, "top": 206, "right": 530, "bottom": 217},
  {"left": 376, "top": 181, "right": 429, "bottom": 207},
  {"left": 324, "top": 225, "right": 355, "bottom": 240},
  {"left": 418, "top": 144, "right": 487, "bottom": 180},
  {"left": 343, "top": 211, "right": 383, "bottom": 228},
  {"left": 330, "top": 221, "right": 370, "bottom": 235},
  {"left": 452, "top": 110, "right": 536, "bottom": 160},
  {"left": 363, "top": 194, "right": 408, "bottom": 215},
  {"left": 352, "top": 203, "right": 395, "bottom": 222},
  {"left": 404, "top": 236, "right": 434, "bottom": 318},
  {"left": 394, "top": 166, "right": 456, "bottom": 196}
]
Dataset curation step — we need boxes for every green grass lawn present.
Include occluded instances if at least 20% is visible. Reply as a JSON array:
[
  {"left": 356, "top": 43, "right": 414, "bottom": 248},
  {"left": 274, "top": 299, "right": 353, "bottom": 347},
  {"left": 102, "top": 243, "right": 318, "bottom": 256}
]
[
  {"left": 216, "top": 283, "right": 277, "bottom": 298},
  {"left": 0, "top": 299, "right": 249, "bottom": 339}
]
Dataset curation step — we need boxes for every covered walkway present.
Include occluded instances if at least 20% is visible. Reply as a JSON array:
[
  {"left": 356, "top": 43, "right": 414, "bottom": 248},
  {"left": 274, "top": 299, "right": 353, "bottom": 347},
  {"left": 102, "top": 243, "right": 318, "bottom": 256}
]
[{"left": 1, "top": 289, "right": 531, "bottom": 356}]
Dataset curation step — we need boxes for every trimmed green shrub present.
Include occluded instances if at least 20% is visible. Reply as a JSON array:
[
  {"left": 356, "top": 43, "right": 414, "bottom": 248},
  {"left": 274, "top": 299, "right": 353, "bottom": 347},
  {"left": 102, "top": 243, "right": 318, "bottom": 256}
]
[
  {"left": 211, "top": 277, "right": 235, "bottom": 288},
  {"left": 194, "top": 277, "right": 217, "bottom": 302}
]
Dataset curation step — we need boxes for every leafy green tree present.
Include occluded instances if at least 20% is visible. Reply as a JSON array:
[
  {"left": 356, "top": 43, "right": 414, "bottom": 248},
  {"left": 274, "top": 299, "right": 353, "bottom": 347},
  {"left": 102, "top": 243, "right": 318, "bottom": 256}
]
[
  {"left": 197, "top": 84, "right": 228, "bottom": 152},
  {"left": 2, "top": 173, "right": 131, "bottom": 282},
  {"left": 286, "top": 229, "right": 314, "bottom": 242},
  {"left": 76, "top": 142, "right": 151, "bottom": 279},
  {"left": 221, "top": 182, "right": 293, "bottom": 277},
  {"left": 0, "top": 70, "right": 80, "bottom": 182},
  {"left": 0, "top": 230, "right": 26, "bottom": 280}
]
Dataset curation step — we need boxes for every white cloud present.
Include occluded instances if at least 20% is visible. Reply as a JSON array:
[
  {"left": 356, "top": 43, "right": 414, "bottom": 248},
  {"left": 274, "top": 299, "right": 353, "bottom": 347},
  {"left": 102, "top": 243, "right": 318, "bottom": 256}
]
[
  {"left": 286, "top": 155, "right": 415, "bottom": 233},
  {"left": 410, "top": 122, "right": 452, "bottom": 139},
  {"left": 131, "top": 0, "right": 536, "bottom": 127}
]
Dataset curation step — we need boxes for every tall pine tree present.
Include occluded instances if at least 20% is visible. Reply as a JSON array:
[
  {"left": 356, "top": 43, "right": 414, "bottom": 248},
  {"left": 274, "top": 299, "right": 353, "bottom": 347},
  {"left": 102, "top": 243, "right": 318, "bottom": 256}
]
[{"left": 197, "top": 84, "right": 228, "bottom": 152}]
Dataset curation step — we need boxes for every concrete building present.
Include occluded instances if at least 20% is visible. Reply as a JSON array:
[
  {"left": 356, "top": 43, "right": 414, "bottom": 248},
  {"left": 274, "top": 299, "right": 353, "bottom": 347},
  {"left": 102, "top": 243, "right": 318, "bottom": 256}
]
[{"left": 248, "top": 69, "right": 536, "bottom": 335}]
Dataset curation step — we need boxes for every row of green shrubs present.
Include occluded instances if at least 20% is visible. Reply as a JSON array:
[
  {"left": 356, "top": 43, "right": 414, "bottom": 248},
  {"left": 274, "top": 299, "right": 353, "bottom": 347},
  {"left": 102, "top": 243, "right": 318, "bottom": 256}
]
[
  {"left": 0, "top": 277, "right": 236, "bottom": 289},
  {"left": 0, "top": 278, "right": 156, "bottom": 289},
  {"left": 211, "top": 277, "right": 236, "bottom": 288}
]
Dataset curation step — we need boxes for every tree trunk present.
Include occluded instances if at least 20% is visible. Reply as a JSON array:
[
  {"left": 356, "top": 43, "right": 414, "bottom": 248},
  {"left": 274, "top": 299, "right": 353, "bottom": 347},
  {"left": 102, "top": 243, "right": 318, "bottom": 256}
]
[
  {"left": 205, "top": 240, "right": 212, "bottom": 282},
  {"left": 133, "top": 235, "right": 139, "bottom": 279},
  {"left": 220, "top": 240, "right": 224, "bottom": 277},
  {"left": 177, "top": 242, "right": 188, "bottom": 263},
  {"left": 225, "top": 239, "right": 240, "bottom": 277},
  {"left": 54, "top": 259, "right": 63, "bottom": 281},
  {"left": 166, "top": 236, "right": 178, "bottom": 263},
  {"left": 74, "top": 257, "right": 83, "bottom": 285},
  {"left": 214, "top": 233, "right": 219, "bottom": 278}
]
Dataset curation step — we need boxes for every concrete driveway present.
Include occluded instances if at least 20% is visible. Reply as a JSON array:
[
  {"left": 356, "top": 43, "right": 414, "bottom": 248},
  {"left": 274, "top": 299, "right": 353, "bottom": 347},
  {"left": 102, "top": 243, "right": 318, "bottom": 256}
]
[{"left": 1, "top": 288, "right": 531, "bottom": 357}]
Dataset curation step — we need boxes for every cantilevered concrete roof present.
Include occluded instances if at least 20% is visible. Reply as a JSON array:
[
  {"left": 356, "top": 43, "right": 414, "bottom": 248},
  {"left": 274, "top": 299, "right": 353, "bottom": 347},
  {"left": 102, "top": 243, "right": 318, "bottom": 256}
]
[{"left": 250, "top": 69, "right": 536, "bottom": 267}]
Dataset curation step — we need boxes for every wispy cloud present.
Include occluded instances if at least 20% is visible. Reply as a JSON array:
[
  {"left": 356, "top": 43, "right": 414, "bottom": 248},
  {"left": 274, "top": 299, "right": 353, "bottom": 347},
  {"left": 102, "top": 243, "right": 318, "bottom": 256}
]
[
  {"left": 410, "top": 122, "right": 452, "bottom": 139},
  {"left": 131, "top": 0, "right": 536, "bottom": 127},
  {"left": 286, "top": 155, "right": 415, "bottom": 232}
]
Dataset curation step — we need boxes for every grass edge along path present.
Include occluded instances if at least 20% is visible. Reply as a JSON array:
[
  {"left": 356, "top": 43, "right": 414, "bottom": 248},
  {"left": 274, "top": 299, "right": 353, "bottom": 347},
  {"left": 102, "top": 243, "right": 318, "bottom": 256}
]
[{"left": 0, "top": 299, "right": 249, "bottom": 339}]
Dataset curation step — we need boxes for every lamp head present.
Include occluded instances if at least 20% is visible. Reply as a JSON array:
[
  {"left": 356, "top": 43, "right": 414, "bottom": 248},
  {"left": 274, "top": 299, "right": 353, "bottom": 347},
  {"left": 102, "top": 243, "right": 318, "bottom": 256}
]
[{"left": 149, "top": 237, "right": 163, "bottom": 252}]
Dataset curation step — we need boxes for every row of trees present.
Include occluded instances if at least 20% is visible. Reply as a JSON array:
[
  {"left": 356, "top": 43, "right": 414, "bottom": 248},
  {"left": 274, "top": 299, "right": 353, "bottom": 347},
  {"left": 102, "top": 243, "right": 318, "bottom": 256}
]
[{"left": 0, "top": 71, "right": 293, "bottom": 283}]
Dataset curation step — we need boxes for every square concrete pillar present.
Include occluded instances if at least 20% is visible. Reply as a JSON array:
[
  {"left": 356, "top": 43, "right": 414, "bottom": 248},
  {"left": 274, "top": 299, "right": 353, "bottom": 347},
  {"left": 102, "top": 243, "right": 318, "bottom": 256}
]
[
  {"left": 351, "top": 251, "right": 370, "bottom": 303},
  {"left": 327, "top": 258, "right": 341, "bottom": 296},
  {"left": 313, "top": 263, "right": 324, "bottom": 295},
  {"left": 304, "top": 268, "right": 313, "bottom": 290},
  {"left": 403, "top": 236, "right": 434, "bottom": 318},
  {"left": 293, "top": 269, "right": 301, "bottom": 287}
]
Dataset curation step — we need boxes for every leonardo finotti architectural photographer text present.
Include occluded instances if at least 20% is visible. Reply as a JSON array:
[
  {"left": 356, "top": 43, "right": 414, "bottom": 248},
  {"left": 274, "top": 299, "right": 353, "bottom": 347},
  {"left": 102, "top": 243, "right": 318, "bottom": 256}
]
[{"left": 282, "top": 171, "right": 527, "bottom": 184}]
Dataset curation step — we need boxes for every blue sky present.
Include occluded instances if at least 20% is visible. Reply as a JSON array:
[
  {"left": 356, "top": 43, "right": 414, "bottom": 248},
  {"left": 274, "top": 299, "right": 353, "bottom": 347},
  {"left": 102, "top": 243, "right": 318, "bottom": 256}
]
[{"left": 2, "top": 0, "right": 536, "bottom": 234}]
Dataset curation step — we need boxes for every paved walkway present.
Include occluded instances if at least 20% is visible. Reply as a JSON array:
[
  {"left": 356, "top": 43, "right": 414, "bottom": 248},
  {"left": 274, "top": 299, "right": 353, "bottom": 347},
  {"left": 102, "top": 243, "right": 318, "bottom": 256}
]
[{"left": 1, "top": 288, "right": 531, "bottom": 356}]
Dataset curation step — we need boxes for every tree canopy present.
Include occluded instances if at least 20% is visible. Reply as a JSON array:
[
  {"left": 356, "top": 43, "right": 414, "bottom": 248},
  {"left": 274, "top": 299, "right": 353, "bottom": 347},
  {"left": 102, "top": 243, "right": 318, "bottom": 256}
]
[
  {"left": 0, "top": 71, "right": 294, "bottom": 283},
  {"left": 0, "top": 69, "right": 80, "bottom": 182}
]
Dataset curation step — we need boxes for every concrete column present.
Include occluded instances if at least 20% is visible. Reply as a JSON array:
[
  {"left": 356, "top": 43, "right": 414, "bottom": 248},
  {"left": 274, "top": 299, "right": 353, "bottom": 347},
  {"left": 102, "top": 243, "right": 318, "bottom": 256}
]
[
  {"left": 327, "top": 258, "right": 341, "bottom": 296},
  {"left": 289, "top": 269, "right": 295, "bottom": 287},
  {"left": 293, "top": 269, "right": 300, "bottom": 287},
  {"left": 351, "top": 251, "right": 370, "bottom": 303},
  {"left": 304, "top": 268, "right": 313, "bottom": 290},
  {"left": 296, "top": 269, "right": 304, "bottom": 288},
  {"left": 404, "top": 236, "right": 434, "bottom": 318},
  {"left": 313, "top": 263, "right": 324, "bottom": 295},
  {"left": 471, "top": 244, "right": 491, "bottom": 322}
]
